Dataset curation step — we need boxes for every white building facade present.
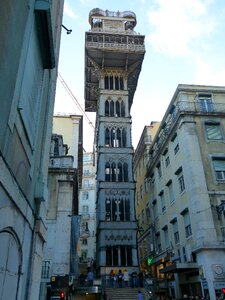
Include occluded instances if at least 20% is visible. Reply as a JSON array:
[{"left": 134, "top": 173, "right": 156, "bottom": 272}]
[
  {"left": 145, "top": 85, "right": 225, "bottom": 300},
  {"left": 78, "top": 152, "right": 97, "bottom": 269}
]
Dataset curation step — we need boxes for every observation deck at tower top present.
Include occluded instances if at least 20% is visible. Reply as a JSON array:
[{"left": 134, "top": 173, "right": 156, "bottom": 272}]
[{"left": 84, "top": 8, "right": 145, "bottom": 112}]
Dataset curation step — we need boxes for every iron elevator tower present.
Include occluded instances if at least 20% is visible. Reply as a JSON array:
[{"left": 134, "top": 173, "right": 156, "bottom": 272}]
[{"left": 84, "top": 8, "right": 145, "bottom": 274}]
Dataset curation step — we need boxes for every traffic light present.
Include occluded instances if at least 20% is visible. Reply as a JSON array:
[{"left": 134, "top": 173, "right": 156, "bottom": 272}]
[
  {"left": 60, "top": 291, "right": 65, "bottom": 299},
  {"left": 222, "top": 288, "right": 225, "bottom": 294}
]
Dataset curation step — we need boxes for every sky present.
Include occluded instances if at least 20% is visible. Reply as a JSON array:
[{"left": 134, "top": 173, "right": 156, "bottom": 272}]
[{"left": 54, "top": 0, "right": 225, "bottom": 152}]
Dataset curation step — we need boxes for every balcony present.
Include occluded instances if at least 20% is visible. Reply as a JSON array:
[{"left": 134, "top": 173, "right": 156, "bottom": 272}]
[
  {"left": 86, "top": 35, "right": 145, "bottom": 53},
  {"left": 80, "top": 229, "right": 90, "bottom": 238}
]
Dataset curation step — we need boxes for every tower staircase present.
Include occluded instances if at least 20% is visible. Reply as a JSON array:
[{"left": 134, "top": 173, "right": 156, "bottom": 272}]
[{"left": 104, "top": 287, "right": 149, "bottom": 300}]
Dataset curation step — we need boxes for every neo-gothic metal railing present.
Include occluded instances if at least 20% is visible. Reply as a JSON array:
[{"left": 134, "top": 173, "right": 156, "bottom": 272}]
[{"left": 86, "top": 41, "right": 145, "bottom": 52}]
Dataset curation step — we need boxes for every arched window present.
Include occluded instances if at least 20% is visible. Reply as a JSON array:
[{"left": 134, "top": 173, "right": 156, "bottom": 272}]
[
  {"left": 111, "top": 162, "right": 116, "bottom": 182},
  {"left": 105, "top": 76, "right": 109, "bottom": 89},
  {"left": 119, "top": 198, "right": 124, "bottom": 221},
  {"left": 122, "top": 128, "right": 127, "bottom": 147},
  {"left": 105, "top": 198, "right": 111, "bottom": 221},
  {"left": 116, "top": 101, "right": 120, "bottom": 117},
  {"left": 110, "top": 76, "right": 113, "bottom": 89},
  {"left": 120, "top": 76, "right": 124, "bottom": 90},
  {"left": 125, "top": 199, "right": 130, "bottom": 221},
  {"left": 115, "top": 76, "right": 119, "bottom": 90},
  {"left": 105, "top": 128, "right": 110, "bottom": 146},
  {"left": 112, "top": 199, "right": 117, "bottom": 221},
  {"left": 105, "top": 162, "right": 110, "bottom": 182},
  {"left": 123, "top": 163, "right": 128, "bottom": 182},
  {"left": 117, "top": 128, "right": 121, "bottom": 147},
  {"left": 118, "top": 162, "right": 123, "bottom": 182},
  {"left": 110, "top": 101, "right": 114, "bottom": 117},
  {"left": 111, "top": 128, "right": 115, "bottom": 147},
  {"left": 121, "top": 100, "right": 125, "bottom": 116},
  {"left": 105, "top": 100, "right": 109, "bottom": 116}
]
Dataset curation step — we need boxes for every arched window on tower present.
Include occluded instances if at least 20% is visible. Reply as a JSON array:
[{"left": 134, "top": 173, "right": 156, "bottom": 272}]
[
  {"left": 125, "top": 199, "right": 130, "bottom": 221},
  {"left": 116, "top": 100, "right": 120, "bottom": 117},
  {"left": 115, "top": 76, "right": 119, "bottom": 90},
  {"left": 111, "top": 128, "right": 115, "bottom": 147},
  {"left": 119, "top": 198, "right": 124, "bottom": 221},
  {"left": 105, "top": 100, "right": 109, "bottom": 116},
  {"left": 105, "top": 162, "right": 110, "bottom": 182},
  {"left": 122, "top": 128, "right": 127, "bottom": 147},
  {"left": 121, "top": 100, "right": 125, "bottom": 116},
  {"left": 120, "top": 76, "right": 124, "bottom": 90},
  {"left": 123, "top": 162, "right": 128, "bottom": 182},
  {"left": 117, "top": 128, "right": 121, "bottom": 147},
  {"left": 105, "top": 128, "right": 110, "bottom": 147},
  {"left": 110, "top": 100, "right": 114, "bottom": 117},
  {"left": 118, "top": 162, "right": 123, "bottom": 182},
  {"left": 105, "top": 76, "right": 109, "bottom": 89},
  {"left": 105, "top": 198, "right": 111, "bottom": 221},
  {"left": 110, "top": 76, "right": 113, "bottom": 89},
  {"left": 111, "top": 162, "right": 117, "bottom": 182},
  {"left": 112, "top": 198, "right": 117, "bottom": 221}
]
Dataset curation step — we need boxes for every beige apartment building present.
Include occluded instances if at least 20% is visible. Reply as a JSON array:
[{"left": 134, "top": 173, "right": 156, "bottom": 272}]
[
  {"left": 136, "top": 84, "right": 225, "bottom": 300},
  {"left": 134, "top": 123, "right": 160, "bottom": 272}
]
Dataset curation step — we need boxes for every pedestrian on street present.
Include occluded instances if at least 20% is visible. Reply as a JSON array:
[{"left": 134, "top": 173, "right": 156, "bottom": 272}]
[
  {"left": 123, "top": 269, "right": 129, "bottom": 287},
  {"left": 137, "top": 290, "right": 143, "bottom": 300},
  {"left": 102, "top": 290, "right": 107, "bottom": 300},
  {"left": 117, "top": 269, "right": 123, "bottom": 288},
  {"left": 87, "top": 269, "right": 94, "bottom": 286}
]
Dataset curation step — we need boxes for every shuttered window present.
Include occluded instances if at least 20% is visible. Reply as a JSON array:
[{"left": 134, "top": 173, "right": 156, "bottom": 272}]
[
  {"left": 205, "top": 123, "right": 222, "bottom": 140},
  {"left": 212, "top": 158, "right": 225, "bottom": 180}
]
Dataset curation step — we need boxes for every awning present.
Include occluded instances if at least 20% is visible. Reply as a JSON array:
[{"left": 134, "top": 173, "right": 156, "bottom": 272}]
[{"left": 160, "top": 262, "right": 199, "bottom": 274}]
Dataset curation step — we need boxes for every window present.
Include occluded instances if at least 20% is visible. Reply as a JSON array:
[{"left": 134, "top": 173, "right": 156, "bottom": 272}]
[
  {"left": 105, "top": 161, "right": 128, "bottom": 182},
  {"left": 166, "top": 180, "right": 175, "bottom": 204},
  {"left": 181, "top": 209, "right": 192, "bottom": 238},
  {"left": 205, "top": 122, "right": 222, "bottom": 140},
  {"left": 157, "top": 163, "right": 162, "bottom": 178},
  {"left": 197, "top": 93, "right": 213, "bottom": 112},
  {"left": 140, "top": 185, "right": 143, "bottom": 200},
  {"left": 106, "top": 197, "right": 130, "bottom": 221},
  {"left": 165, "top": 156, "right": 170, "bottom": 167},
  {"left": 212, "top": 158, "right": 225, "bottom": 180},
  {"left": 82, "top": 192, "right": 89, "bottom": 201},
  {"left": 152, "top": 200, "right": 158, "bottom": 219},
  {"left": 82, "top": 239, "right": 88, "bottom": 245},
  {"left": 83, "top": 180, "right": 89, "bottom": 188},
  {"left": 178, "top": 174, "right": 185, "bottom": 193},
  {"left": 171, "top": 219, "right": 179, "bottom": 244},
  {"left": 175, "top": 168, "right": 185, "bottom": 193},
  {"left": 171, "top": 134, "right": 179, "bottom": 155},
  {"left": 159, "top": 191, "right": 166, "bottom": 213},
  {"left": 82, "top": 205, "right": 89, "bottom": 214},
  {"left": 155, "top": 233, "right": 161, "bottom": 253}
]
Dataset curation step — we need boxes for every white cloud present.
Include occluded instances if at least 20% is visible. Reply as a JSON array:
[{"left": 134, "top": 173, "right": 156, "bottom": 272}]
[
  {"left": 64, "top": 2, "right": 78, "bottom": 19},
  {"left": 194, "top": 58, "right": 225, "bottom": 86},
  {"left": 146, "top": 0, "right": 215, "bottom": 57}
]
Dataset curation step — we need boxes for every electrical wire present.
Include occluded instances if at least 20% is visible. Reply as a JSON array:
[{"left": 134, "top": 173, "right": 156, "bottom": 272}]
[{"left": 57, "top": 72, "right": 95, "bottom": 131}]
